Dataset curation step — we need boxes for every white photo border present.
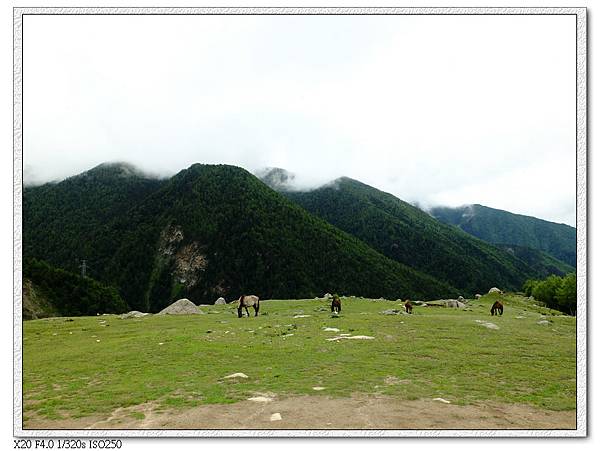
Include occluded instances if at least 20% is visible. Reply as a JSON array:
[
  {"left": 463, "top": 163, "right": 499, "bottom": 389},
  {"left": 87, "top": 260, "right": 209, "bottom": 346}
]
[{"left": 13, "top": 6, "right": 588, "bottom": 438}]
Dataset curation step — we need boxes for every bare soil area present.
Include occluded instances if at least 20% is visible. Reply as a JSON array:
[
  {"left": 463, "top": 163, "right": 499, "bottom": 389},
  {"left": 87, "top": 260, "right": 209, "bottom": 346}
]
[{"left": 24, "top": 395, "right": 575, "bottom": 430}]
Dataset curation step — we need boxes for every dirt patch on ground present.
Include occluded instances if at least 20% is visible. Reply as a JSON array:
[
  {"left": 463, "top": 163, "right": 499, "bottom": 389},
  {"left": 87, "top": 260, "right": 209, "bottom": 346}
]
[{"left": 24, "top": 395, "right": 575, "bottom": 430}]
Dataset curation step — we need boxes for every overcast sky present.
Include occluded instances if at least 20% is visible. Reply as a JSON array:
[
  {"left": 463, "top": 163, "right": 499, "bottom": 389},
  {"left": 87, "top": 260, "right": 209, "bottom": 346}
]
[{"left": 23, "top": 14, "right": 576, "bottom": 226}]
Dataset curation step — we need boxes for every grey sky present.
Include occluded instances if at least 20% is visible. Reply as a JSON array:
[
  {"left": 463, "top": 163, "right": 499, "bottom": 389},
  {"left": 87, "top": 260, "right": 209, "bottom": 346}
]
[{"left": 23, "top": 14, "right": 576, "bottom": 226}]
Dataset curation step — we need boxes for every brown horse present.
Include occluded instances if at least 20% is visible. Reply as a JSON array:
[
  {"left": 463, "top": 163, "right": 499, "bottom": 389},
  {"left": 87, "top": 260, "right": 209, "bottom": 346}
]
[
  {"left": 405, "top": 300, "right": 413, "bottom": 314},
  {"left": 331, "top": 295, "right": 341, "bottom": 314},
  {"left": 238, "top": 295, "right": 260, "bottom": 318},
  {"left": 490, "top": 300, "right": 503, "bottom": 316}
]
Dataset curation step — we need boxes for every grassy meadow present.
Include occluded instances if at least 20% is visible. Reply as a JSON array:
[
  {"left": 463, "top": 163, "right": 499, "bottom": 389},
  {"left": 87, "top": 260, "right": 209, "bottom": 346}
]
[{"left": 22, "top": 293, "right": 576, "bottom": 424}]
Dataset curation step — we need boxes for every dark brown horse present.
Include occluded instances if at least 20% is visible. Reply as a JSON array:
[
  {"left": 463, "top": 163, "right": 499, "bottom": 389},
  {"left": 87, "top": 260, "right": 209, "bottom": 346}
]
[
  {"left": 405, "top": 300, "right": 413, "bottom": 314},
  {"left": 490, "top": 300, "right": 503, "bottom": 316},
  {"left": 238, "top": 295, "right": 260, "bottom": 318},
  {"left": 331, "top": 295, "right": 341, "bottom": 314}
]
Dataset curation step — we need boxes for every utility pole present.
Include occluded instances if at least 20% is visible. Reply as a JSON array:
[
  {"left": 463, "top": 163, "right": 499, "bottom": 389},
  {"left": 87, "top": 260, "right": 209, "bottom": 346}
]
[{"left": 79, "top": 259, "right": 88, "bottom": 278}]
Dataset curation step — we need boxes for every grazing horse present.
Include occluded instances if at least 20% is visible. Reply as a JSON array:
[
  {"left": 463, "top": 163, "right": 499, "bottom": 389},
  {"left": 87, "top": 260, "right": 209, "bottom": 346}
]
[
  {"left": 331, "top": 295, "right": 341, "bottom": 314},
  {"left": 238, "top": 295, "right": 260, "bottom": 318},
  {"left": 490, "top": 300, "right": 503, "bottom": 316},
  {"left": 405, "top": 300, "right": 413, "bottom": 314}
]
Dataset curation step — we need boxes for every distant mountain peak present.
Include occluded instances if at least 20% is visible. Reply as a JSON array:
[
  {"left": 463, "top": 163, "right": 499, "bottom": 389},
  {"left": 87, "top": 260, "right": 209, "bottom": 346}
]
[
  {"left": 84, "top": 162, "right": 150, "bottom": 179},
  {"left": 255, "top": 167, "right": 298, "bottom": 192}
]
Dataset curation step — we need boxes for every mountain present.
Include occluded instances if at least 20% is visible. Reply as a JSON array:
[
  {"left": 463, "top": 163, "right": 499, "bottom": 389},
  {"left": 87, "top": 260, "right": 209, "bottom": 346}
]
[
  {"left": 23, "top": 163, "right": 459, "bottom": 312},
  {"left": 261, "top": 173, "right": 552, "bottom": 295},
  {"left": 23, "top": 258, "right": 128, "bottom": 318},
  {"left": 495, "top": 244, "right": 574, "bottom": 278},
  {"left": 429, "top": 204, "right": 576, "bottom": 267}
]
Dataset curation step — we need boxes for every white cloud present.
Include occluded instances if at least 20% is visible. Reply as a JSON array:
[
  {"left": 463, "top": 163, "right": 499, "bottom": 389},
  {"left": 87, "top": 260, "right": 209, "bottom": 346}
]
[{"left": 23, "top": 14, "right": 576, "bottom": 225}]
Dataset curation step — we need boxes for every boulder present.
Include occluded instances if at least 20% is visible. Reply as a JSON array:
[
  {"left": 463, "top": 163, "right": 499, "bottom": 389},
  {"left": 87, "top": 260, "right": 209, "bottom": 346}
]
[
  {"left": 488, "top": 287, "right": 503, "bottom": 294},
  {"left": 214, "top": 297, "right": 226, "bottom": 305},
  {"left": 446, "top": 300, "right": 465, "bottom": 308},
  {"left": 381, "top": 309, "right": 403, "bottom": 315},
  {"left": 457, "top": 296, "right": 465, "bottom": 302},
  {"left": 119, "top": 311, "right": 149, "bottom": 319},
  {"left": 158, "top": 298, "right": 203, "bottom": 315},
  {"left": 475, "top": 294, "right": 482, "bottom": 299},
  {"left": 324, "top": 293, "right": 332, "bottom": 299}
]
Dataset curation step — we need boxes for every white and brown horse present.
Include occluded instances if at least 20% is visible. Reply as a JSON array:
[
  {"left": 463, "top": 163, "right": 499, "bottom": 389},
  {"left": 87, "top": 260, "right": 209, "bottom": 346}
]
[{"left": 238, "top": 295, "right": 260, "bottom": 318}]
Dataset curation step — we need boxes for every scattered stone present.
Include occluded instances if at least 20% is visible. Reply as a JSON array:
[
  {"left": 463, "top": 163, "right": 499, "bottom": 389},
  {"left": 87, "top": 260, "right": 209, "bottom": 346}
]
[
  {"left": 324, "top": 293, "right": 332, "bottom": 299},
  {"left": 248, "top": 396, "right": 273, "bottom": 403},
  {"left": 474, "top": 320, "right": 499, "bottom": 330},
  {"left": 537, "top": 320, "right": 550, "bottom": 325},
  {"left": 475, "top": 294, "right": 482, "bottom": 299},
  {"left": 282, "top": 334, "right": 294, "bottom": 337},
  {"left": 488, "top": 287, "right": 503, "bottom": 294},
  {"left": 293, "top": 314, "right": 311, "bottom": 318},
  {"left": 381, "top": 309, "right": 403, "bottom": 315},
  {"left": 433, "top": 397, "right": 451, "bottom": 404},
  {"left": 119, "top": 311, "right": 149, "bottom": 319},
  {"left": 158, "top": 342, "right": 164, "bottom": 345},
  {"left": 95, "top": 339, "right": 100, "bottom": 343},
  {"left": 323, "top": 327, "right": 340, "bottom": 332},
  {"left": 215, "top": 297, "right": 226, "bottom": 305},
  {"left": 326, "top": 335, "right": 374, "bottom": 342},
  {"left": 457, "top": 296, "right": 465, "bottom": 302},
  {"left": 516, "top": 316, "right": 525, "bottom": 319},
  {"left": 158, "top": 299, "right": 203, "bottom": 315},
  {"left": 224, "top": 373, "right": 249, "bottom": 379},
  {"left": 270, "top": 413, "right": 282, "bottom": 421},
  {"left": 312, "top": 386, "right": 326, "bottom": 391},
  {"left": 446, "top": 300, "right": 466, "bottom": 309}
]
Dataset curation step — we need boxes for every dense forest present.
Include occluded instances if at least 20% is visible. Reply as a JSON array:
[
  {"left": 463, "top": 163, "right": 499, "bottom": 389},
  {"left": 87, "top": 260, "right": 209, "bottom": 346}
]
[
  {"left": 268, "top": 173, "right": 557, "bottom": 295},
  {"left": 23, "top": 258, "right": 128, "bottom": 317},
  {"left": 523, "top": 273, "right": 577, "bottom": 315},
  {"left": 430, "top": 204, "right": 576, "bottom": 267},
  {"left": 24, "top": 163, "right": 458, "bottom": 313}
]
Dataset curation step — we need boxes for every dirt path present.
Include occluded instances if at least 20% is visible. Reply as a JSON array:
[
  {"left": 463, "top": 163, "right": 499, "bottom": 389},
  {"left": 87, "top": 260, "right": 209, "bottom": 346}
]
[{"left": 24, "top": 395, "right": 575, "bottom": 430}]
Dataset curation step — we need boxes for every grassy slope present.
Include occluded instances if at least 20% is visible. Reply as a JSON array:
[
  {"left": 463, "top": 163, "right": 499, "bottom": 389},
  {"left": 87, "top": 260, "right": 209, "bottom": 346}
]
[
  {"left": 23, "top": 293, "right": 575, "bottom": 423},
  {"left": 430, "top": 204, "right": 576, "bottom": 267}
]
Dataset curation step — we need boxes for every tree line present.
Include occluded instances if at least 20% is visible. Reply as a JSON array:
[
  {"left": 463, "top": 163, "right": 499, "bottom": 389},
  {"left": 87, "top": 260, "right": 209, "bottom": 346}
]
[{"left": 523, "top": 273, "right": 576, "bottom": 315}]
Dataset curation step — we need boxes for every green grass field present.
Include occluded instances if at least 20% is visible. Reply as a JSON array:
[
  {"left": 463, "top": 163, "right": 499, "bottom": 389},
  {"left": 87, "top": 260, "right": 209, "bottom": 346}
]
[{"left": 22, "top": 293, "right": 576, "bottom": 423}]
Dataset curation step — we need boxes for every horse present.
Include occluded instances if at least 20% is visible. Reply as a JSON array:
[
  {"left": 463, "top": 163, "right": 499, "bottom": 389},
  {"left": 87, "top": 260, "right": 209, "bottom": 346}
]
[
  {"left": 238, "top": 295, "right": 260, "bottom": 318},
  {"left": 490, "top": 300, "right": 503, "bottom": 316},
  {"left": 331, "top": 295, "right": 341, "bottom": 314},
  {"left": 405, "top": 300, "right": 413, "bottom": 314}
]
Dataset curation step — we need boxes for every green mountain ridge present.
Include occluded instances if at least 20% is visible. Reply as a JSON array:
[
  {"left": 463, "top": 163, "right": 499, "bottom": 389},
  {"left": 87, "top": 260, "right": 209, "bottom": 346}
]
[
  {"left": 24, "top": 163, "right": 459, "bottom": 312},
  {"left": 258, "top": 168, "right": 571, "bottom": 295},
  {"left": 429, "top": 204, "right": 576, "bottom": 267}
]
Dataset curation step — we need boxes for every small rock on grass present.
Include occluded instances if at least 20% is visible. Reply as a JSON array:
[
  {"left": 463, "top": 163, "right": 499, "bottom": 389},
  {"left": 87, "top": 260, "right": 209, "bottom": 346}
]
[
  {"left": 270, "top": 413, "right": 282, "bottom": 421},
  {"left": 432, "top": 397, "right": 451, "bottom": 404},
  {"left": 312, "top": 386, "right": 326, "bottom": 391},
  {"left": 224, "top": 372, "right": 248, "bottom": 379},
  {"left": 248, "top": 396, "right": 273, "bottom": 403}
]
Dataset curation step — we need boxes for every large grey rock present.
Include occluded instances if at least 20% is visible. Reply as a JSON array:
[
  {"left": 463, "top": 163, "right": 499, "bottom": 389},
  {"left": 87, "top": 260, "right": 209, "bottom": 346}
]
[
  {"left": 119, "top": 311, "right": 149, "bottom": 319},
  {"left": 381, "top": 309, "right": 403, "bottom": 315},
  {"left": 488, "top": 287, "right": 503, "bottom": 294},
  {"left": 446, "top": 300, "right": 466, "bottom": 308},
  {"left": 158, "top": 298, "right": 203, "bottom": 315},
  {"left": 215, "top": 297, "right": 226, "bottom": 305},
  {"left": 475, "top": 294, "right": 482, "bottom": 299}
]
